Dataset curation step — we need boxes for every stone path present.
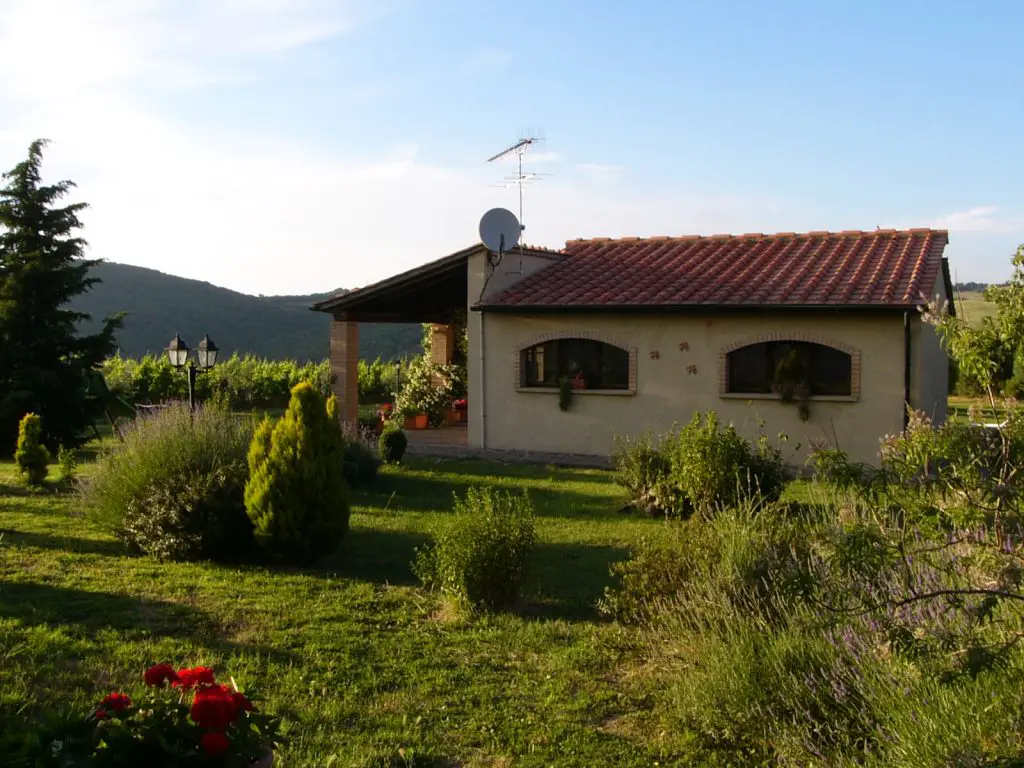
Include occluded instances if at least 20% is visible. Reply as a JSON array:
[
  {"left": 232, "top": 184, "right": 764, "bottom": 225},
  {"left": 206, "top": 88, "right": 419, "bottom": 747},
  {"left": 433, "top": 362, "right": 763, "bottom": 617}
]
[{"left": 405, "top": 441, "right": 612, "bottom": 469}]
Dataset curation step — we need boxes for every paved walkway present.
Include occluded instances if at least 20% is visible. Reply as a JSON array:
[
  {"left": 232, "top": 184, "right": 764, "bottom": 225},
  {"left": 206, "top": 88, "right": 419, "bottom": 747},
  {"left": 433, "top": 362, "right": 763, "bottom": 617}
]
[{"left": 403, "top": 424, "right": 611, "bottom": 469}]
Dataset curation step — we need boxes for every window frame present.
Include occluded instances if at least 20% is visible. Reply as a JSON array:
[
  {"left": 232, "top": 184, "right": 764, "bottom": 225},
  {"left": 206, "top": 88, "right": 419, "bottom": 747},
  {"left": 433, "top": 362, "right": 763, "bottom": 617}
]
[
  {"left": 515, "top": 334, "right": 637, "bottom": 396},
  {"left": 721, "top": 338, "right": 859, "bottom": 402}
]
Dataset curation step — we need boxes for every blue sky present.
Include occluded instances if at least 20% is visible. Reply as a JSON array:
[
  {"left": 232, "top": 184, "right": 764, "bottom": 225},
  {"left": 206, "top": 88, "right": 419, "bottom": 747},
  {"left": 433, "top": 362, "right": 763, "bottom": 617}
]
[{"left": 0, "top": 0, "right": 1020, "bottom": 294}]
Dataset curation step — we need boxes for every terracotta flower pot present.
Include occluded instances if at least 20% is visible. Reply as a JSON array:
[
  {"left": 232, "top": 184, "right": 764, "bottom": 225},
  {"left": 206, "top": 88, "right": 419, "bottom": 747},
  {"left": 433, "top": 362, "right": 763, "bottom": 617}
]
[
  {"left": 404, "top": 413, "right": 428, "bottom": 430},
  {"left": 569, "top": 377, "right": 586, "bottom": 390}
]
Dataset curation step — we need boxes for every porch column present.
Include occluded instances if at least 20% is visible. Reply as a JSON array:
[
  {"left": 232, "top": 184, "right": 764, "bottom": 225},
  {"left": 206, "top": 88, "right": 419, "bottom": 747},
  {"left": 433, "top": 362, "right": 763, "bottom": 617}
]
[
  {"left": 329, "top": 313, "right": 359, "bottom": 426},
  {"left": 430, "top": 323, "right": 456, "bottom": 365}
]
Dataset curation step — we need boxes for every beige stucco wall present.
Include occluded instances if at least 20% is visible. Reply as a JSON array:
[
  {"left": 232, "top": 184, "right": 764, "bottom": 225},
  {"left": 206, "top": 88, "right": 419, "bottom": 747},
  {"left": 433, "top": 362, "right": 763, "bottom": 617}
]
[
  {"left": 475, "top": 311, "right": 914, "bottom": 466},
  {"left": 467, "top": 249, "right": 562, "bottom": 449},
  {"left": 910, "top": 271, "right": 950, "bottom": 424}
]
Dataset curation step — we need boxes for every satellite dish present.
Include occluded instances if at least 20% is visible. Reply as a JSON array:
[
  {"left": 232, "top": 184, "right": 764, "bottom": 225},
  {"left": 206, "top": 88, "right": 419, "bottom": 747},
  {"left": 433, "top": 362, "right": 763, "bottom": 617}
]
[{"left": 479, "top": 207, "right": 521, "bottom": 254}]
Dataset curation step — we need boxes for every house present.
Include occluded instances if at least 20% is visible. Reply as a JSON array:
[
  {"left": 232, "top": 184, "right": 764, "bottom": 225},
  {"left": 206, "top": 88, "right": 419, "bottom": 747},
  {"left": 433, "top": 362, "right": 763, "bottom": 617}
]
[{"left": 313, "top": 228, "right": 952, "bottom": 466}]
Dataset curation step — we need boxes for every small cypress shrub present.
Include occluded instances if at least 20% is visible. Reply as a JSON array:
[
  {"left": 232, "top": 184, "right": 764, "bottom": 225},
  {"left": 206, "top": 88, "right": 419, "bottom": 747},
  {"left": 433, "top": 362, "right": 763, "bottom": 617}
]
[
  {"left": 413, "top": 487, "right": 535, "bottom": 611},
  {"left": 244, "top": 382, "right": 350, "bottom": 564},
  {"left": 14, "top": 413, "right": 50, "bottom": 485},
  {"left": 378, "top": 422, "right": 408, "bottom": 464}
]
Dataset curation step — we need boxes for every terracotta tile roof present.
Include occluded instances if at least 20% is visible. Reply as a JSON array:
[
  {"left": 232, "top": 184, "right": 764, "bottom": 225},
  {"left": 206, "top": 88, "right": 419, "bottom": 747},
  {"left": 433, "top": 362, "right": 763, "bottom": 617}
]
[{"left": 480, "top": 229, "right": 949, "bottom": 310}]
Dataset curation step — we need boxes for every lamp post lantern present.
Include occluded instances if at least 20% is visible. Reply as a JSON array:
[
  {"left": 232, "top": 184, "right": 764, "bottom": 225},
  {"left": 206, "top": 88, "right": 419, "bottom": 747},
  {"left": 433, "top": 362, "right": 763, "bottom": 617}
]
[
  {"left": 167, "top": 333, "right": 219, "bottom": 410},
  {"left": 394, "top": 359, "right": 402, "bottom": 394}
]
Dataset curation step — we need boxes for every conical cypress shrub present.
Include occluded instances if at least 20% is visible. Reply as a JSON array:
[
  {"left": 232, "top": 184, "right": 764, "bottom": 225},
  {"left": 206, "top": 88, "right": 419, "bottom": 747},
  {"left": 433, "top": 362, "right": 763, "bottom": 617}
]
[
  {"left": 14, "top": 412, "right": 49, "bottom": 485},
  {"left": 244, "top": 382, "right": 350, "bottom": 564}
]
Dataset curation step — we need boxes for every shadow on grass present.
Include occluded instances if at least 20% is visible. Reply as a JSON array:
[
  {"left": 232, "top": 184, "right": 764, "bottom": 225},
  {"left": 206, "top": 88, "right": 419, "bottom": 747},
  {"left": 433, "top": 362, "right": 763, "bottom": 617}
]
[
  {"left": 0, "top": 580, "right": 222, "bottom": 639},
  {"left": 513, "top": 541, "right": 629, "bottom": 622},
  {"left": 0, "top": 528, "right": 125, "bottom": 557},
  {"left": 353, "top": 471, "right": 622, "bottom": 520},
  {"left": 0, "top": 579, "right": 298, "bottom": 665},
  {"left": 364, "top": 753, "right": 459, "bottom": 768},
  {"left": 323, "top": 527, "right": 431, "bottom": 586}
]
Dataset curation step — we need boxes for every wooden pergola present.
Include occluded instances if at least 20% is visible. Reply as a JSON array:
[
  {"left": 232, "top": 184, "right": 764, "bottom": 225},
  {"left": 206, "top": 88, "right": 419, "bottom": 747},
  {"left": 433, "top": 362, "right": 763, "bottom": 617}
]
[{"left": 311, "top": 245, "right": 478, "bottom": 423}]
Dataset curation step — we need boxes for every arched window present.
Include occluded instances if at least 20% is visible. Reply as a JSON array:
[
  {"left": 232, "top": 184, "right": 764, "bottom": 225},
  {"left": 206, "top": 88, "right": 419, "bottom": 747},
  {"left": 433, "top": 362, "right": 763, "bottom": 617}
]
[
  {"left": 726, "top": 340, "right": 852, "bottom": 396},
  {"left": 520, "top": 338, "right": 630, "bottom": 390}
]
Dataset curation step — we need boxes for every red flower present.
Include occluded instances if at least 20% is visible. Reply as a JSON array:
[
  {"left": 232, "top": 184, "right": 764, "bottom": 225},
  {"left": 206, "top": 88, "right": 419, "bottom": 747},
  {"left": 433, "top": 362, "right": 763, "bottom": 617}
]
[
  {"left": 190, "top": 684, "right": 239, "bottom": 732},
  {"left": 95, "top": 692, "right": 132, "bottom": 719},
  {"left": 232, "top": 691, "right": 255, "bottom": 713},
  {"left": 173, "top": 666, "right": 216, "bottom": 689},
  {"left": 144, "top": 663, "right": 178, "bottom": 687},
  {"left": 200, "top": 731, "right": 231, "bottom": 755}
]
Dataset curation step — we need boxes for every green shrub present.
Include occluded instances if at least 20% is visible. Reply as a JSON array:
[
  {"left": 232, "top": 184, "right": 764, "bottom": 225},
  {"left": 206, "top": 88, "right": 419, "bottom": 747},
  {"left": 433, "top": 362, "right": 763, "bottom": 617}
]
[
  {"left": 56, "top": 444, "right": 77, "bottom": 483},
  {"left": 14, "top": 413, "right": 49, "bottom": 485},
  {"left": 611, "top": 431, "right": 671, "bottom": 513},
  {"left": 413, "top": 487, "right": 535, "bottom": 611},
  {"left": 614, "top": 412, "right": 787, "bottom": 517},
  {"left": 244, "top": 382, "right": 350, "bottom": 564},
  {"left": 82, "top": 403, "right": 255, "bottom": 560},
  {"left": 598, "top": 521, "right": 710, "bottom": 623},
  {"left": 378, "top": 422, "right": 408, "bottom": 464},
  {"left": 669, "top": 412, "right": 757, "bottom": 513}
]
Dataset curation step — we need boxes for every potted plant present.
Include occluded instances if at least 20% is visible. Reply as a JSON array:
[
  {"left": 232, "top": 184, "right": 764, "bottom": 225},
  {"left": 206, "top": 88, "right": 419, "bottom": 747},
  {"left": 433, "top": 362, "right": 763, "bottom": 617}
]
[
  {"left": 405, "top": 412, "right": 429, "bottom": 430},
  {"left": 568, "top": 371, "right": 587, "bottom": 390},
  {"left": 773, "top": 348, "right": 812, "bottom": 421},
  {"left": 34, "top": 664, "right": 281, "bottom": 766},
  {"left": 451, "top": 398, "right": 468, "bottom": 423}
]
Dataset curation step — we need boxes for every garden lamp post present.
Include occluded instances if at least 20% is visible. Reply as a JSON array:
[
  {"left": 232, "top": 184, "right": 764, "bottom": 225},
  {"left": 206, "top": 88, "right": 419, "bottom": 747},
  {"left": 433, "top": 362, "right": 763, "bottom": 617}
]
[
  {"left": 394, "top": 359, "right": 402, "bottom": 393},
  {"left": 166, "top": 334, "right": 219, "bottom": 410}
]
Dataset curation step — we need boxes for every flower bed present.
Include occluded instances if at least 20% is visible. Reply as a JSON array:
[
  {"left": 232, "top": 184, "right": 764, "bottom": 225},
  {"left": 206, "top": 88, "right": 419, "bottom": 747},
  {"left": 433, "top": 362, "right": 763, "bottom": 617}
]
[{"left": 39, "top": 664, "right": 281, "bottom": 766}]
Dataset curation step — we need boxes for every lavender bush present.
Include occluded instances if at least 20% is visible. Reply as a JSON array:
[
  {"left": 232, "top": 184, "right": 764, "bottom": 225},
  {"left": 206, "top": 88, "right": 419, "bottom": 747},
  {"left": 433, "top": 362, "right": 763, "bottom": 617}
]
[{"left": 82, "top": 402, "right": 256, "bottom": 560}]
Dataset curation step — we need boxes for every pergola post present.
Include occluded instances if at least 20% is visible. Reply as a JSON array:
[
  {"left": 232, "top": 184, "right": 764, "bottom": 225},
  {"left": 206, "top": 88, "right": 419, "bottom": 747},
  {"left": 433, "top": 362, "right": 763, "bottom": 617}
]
[
  {"left": 330, "top": 313, "right": 359, "bottom": 426},
  {"left": 430, "top": 323, "right": 456, "bottom": 366}
]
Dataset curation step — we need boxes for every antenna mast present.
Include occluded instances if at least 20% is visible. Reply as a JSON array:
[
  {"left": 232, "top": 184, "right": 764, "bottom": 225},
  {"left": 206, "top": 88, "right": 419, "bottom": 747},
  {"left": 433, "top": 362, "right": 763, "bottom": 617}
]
[{"left": 487, "top": 137, "right": 543, "bottom": 236}]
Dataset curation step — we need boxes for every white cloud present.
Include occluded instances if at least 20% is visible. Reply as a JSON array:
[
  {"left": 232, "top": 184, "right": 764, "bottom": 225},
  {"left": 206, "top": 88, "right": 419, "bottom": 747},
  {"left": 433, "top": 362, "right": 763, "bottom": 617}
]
[
  {"left": 575, "top": 163, "right": 624, "bottom": 185},
  {"left": 931, "top": 206, "right": 1023, "bottom": 234},
  {"left": 0, "top": 0, "right": 800, "bottom": 296}
]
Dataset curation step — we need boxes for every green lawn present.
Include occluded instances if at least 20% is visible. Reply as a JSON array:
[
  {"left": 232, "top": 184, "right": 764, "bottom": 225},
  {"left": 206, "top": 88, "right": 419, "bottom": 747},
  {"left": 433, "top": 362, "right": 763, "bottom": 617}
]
[
  {"left": 0, "top": 454, "right": 677, "bottom": 766},
  {"left": 956, "top": 290, "right": 997, "bottom": 326}
]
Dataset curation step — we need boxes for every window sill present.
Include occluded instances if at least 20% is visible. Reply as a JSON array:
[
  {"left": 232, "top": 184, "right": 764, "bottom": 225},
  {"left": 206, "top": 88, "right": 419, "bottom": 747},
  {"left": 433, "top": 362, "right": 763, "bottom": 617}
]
[
  {"left": 517, "top": 387, "right": 636, "bottom": 397},
  {"left": 719, "top": 392, "right": 858, "bottom": 403}
]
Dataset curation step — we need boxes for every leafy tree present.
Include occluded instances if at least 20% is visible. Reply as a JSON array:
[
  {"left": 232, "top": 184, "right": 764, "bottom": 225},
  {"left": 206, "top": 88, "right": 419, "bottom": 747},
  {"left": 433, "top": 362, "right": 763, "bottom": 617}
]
[{"left": 0, "top": 140, "right": 121, "bottom": 452}]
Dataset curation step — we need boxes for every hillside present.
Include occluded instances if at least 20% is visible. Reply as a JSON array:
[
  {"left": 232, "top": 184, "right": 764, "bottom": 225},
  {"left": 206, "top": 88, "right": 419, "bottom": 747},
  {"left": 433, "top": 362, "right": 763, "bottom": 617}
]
[{"left": 71, "top": 262, "right": 421, "bottom": 361}]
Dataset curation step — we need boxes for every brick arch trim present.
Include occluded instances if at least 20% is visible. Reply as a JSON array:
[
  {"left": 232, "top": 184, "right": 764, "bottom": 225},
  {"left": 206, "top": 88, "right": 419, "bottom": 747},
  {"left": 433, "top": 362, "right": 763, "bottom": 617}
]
[
  {"left": 514, "top": 331, "right": 638, "bottom": 393},
  {"left": 719, "top": 332, "right": 862, "bottom": 399}
]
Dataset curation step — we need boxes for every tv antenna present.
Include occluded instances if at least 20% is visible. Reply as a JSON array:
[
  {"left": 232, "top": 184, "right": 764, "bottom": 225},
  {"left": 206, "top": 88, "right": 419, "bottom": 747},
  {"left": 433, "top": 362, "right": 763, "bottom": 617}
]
[{"left": 487, "top": 136, "right": 545, "bottom": 236}]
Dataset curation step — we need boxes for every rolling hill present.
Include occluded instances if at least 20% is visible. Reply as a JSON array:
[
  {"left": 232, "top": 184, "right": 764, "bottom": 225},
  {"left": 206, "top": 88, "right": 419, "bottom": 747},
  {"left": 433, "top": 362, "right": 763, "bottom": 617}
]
[{"left": 71, "top": 261, "right": 421, "bottom": 361}]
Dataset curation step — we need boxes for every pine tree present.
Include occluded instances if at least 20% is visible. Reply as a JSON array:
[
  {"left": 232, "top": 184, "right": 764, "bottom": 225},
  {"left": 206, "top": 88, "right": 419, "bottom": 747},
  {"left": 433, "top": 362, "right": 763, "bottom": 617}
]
[{"left": 0, "top": 140, "right": 122, "bottom": 452}]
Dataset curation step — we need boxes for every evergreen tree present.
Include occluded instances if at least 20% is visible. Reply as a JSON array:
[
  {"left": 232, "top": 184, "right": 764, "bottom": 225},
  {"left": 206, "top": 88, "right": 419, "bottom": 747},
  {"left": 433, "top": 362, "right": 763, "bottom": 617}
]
[{"left": 0, "top": 140, "right": 122, "bottom": 452}]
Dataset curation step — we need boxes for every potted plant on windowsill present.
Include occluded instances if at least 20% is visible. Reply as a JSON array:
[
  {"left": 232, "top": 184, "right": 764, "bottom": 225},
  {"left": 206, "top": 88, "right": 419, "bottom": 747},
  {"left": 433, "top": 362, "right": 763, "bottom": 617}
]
[{"left": 773, "top": 349, "right": 812, "bottom": 421}]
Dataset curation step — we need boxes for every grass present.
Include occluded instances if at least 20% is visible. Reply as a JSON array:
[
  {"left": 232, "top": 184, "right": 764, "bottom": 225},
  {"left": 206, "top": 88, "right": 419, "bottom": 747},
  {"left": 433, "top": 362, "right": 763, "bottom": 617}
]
[
  {"left": 954, "top": 289, "right": 997, "bottom": 326},
  {"left": 0, "top": 451, "right": 677, "bottom": 766}
]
